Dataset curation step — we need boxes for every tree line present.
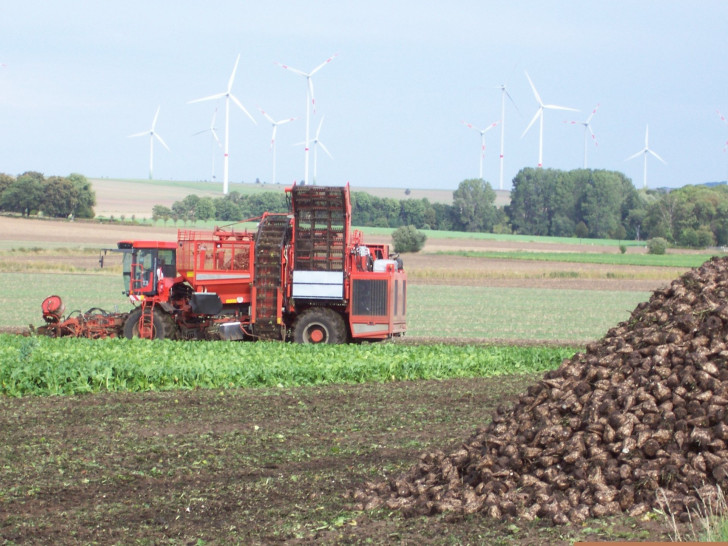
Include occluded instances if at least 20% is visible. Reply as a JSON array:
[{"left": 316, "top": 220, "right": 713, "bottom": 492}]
[
  {"left": 160, "top": 170, "right": 728, "bottom": 247},
  {"left": 3, "top": 168, "right": 726, "bottom": 248},
  {"left": 0, "top": 172, "right": 96, "bottom": 218}
]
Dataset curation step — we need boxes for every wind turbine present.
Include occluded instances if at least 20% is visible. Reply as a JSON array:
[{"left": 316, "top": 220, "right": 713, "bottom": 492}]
[
  {"left": 496, "top": 83, "right": 520, "bottom": 190},
  {"left": 626, "top": 125, "right": 666, "bottom": 189},
  {"left": 128, "top": 106, "right": 170, "bottom": 180},
  {"left": 297, "top": 116, "right": 333, "bottom": 185},
  {"left": 193, "top": 107, "right": 222, "bottom": 181},
  {"left": 259, "top": 107, "right": 296, "bottom": 185},
  {"left": 521, "top": 71, "right": 578, "bottom": 168},
  {"left": 189, "top": 53, "right": 257, "bottom": 195},
  {"left": 461, "top": 119, "right": 499, "bottom": 180},
  {"left": 277, "top": 54, "right": 337, "bottom": 185},
  {"left": 717, "top": 110, "right": 728, "bottom": 180},
  {"left": 565, "top": 104, "right": 600, "bottom": 168}
]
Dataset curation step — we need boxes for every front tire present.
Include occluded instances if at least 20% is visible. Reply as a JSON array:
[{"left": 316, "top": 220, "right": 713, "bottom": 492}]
[
  {"left": 292, "top": 308, "right": 346, "bottom": 344},
  {"left": 123, "top": 307, "right": 177, "bottom": 340}
]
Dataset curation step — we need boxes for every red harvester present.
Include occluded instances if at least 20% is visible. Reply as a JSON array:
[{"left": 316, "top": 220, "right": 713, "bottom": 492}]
[{"left": 37, "top": 184, "right": 406, "bottom": 343}]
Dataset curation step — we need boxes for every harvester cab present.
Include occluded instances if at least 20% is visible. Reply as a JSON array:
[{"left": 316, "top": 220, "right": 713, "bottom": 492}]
[{"left": 117, "top": 241, "right": 177, "bottom": 299}]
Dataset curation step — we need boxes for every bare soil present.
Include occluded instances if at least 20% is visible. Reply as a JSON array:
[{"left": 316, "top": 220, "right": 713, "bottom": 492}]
[{"left": 0, "top": 377, "right": 672, "bottom": 544}]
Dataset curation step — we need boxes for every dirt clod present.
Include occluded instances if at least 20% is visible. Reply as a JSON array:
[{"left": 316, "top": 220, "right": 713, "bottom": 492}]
[{"left": 355, "top": 256, "right": 728, "bottom": 524}]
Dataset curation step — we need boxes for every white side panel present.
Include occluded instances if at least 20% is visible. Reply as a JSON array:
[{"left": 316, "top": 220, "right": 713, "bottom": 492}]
[{"left": 292, "top": 270, "right": 344, "bottom": 299}]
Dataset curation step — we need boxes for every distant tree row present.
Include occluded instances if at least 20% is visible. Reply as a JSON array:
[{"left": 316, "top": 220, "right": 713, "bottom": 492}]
[
  {"left": 507, "top": 168, "right": 728, "bottom": 246},
  {"left": 0, "top": 172, "right": 96, "bottom": 218},
  {"left": 153, "top": 169, "right": 728, "bottom": 249}
]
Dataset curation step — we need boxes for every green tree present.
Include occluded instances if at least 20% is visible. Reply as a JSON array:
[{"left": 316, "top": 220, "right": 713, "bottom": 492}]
[
  {"left": 195, "top": 197, "right": 216, "bottom": 221},
  {"left": 0, "top": 172, "right": 45, "bottom": 216},
  {"left": 67, "top": 173, "right": 96, "bottom": 218},
  {"left": 391, "top": 225, "right": 427, "bottom": 253},
  {"left": 41, "top": 176, "right": 78, "bottom": 217},
  {"left": 452, "top": 178, "right": 497, "bottom": 232},
  {"left": 0, "top": 173, "right": 14, "bottom": 198},
  {"left": 152, "top": 205, "right": 173, "bottom": 225}
]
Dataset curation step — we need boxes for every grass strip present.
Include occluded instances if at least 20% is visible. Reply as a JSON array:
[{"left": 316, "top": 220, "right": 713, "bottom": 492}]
[{"left": 430, "top": 250, "right": 719, "bottom": 268}]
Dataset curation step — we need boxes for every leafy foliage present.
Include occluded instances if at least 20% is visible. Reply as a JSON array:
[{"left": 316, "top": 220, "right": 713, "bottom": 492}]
[
  {"left": 0, "top": 172, "right": 95, "bottom": 218},
  {"left": 392, "top": 225, "right": 427, "bottom": 253},
  {"left": 647, "top": 237, "right": 668, "bottom": 255},
  {"left": 0, "top": 334, "right": 574, "bottom": 396}
]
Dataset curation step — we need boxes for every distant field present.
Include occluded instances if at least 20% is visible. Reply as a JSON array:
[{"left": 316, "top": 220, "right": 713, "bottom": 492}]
[
  {"left": 2, "top": 272, "right": 647, "bottom": 344},
  {"left": 90, "top": 178, "right": 503, "bottom": 218}
]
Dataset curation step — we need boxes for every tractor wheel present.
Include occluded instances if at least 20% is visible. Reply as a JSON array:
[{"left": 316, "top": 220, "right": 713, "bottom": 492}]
[
  {"left": 292, "top": 308, "right": 346, "bottom": 344},
  {"left": 123, "top": 308, "right": 177, "bottom": 340}
]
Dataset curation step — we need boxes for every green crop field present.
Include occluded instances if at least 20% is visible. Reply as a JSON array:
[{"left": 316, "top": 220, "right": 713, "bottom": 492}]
[
  {"left": 1, "top": 272, "right": 648, "bottom": 343},
  {"left": 0, "top": 334, "right": 577, "bottom": 396}
]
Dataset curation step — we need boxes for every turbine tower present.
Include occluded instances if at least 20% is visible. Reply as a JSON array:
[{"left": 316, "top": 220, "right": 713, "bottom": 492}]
[
  {"left": 565, "top": 104, "right": 600, "bottom": 168},
  {"left": 461, "top": 119, "right": 499, "bottom": 180},
  {"left": 189, "top": 54, "right": 257, "bottom": 195},
  {"left": 717, "top": 110, "right": 728, "bottom": 181},
  {"left": 259, "top": 107, "right": 296, "bottom": 185},
  {"left": 521, "top": 71, "right": 578, "bottom": 168},
  {"left": 496, "top": 83, "right": 519, "bottom": 190},
  {"left": 193, "top": 107, "right": 222, "bottom": 181},
  {"left": 277, "top": 54, "right": 337, "bottom": 185},
  {"left": 626, "top": 125, "right": 666, "bottom": 189},
  {"left": 296, "top": 116, "right": 333, "bottom": 185},
  {"left": 128, "top": 106, "right": 170, "bottom": 180}
]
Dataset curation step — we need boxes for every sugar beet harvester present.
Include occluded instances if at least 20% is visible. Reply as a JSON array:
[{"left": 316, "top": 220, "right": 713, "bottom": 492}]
[{"left": 37, "top": 185, "right": 407, "bottom": 344}]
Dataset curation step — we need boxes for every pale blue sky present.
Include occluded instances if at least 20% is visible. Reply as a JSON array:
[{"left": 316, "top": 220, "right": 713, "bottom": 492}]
[{"left": 1, "top": 1, "right": 727, "bottom": 191}]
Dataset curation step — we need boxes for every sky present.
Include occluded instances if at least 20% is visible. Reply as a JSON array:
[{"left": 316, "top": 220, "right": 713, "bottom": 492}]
[{"left": 1, "top": 1, "right": 727, "bottom": 193}]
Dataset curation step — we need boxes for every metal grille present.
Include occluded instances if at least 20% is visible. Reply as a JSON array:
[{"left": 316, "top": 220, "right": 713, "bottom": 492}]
[{"left": 352, "top": 279, "right": 388, "bottom": 316}]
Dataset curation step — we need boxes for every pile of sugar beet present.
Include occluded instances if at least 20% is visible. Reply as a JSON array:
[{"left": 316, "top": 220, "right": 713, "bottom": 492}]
[{"left": 352, "top": 256, "right": 728, "bottom": 524}]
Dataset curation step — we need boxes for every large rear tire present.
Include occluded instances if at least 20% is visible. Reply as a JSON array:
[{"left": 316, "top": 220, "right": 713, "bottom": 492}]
[
  {"left": 123, "top": 307, "right": 177, "bottom": 340},
  {"left": 292, "top": 308, "right": 346, "bottom": 344}
]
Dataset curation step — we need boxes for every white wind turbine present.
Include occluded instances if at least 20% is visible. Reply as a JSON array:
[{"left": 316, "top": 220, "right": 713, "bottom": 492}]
[
  {"left": 496, "top": 83, "right": 520, "bottom": 190},
  {"left": 189, "top": 54, "right": 257, "bottom": 194},
  {"left": 259, "top": 107, "right": 296, "bottom": 185},
  {"left": 461, "top": 119, "right": 499, "bottom": 181},
  {"left": 565, "top": 104, "right": 600, "bottom": 168},
  {"left": 193, "top": 107, "right": 222, "bottom": 181},
  {"left": 128, "top": 106, "right": 170, "bottom": 180},
  {"left": 717, "top": 110, "right": 728, "bottom": 180},
  {"left": 277, "top": 54, "right": 337, "bottom": 185},
  {"left": 296, "top": 116, "right": 333, "bottom": 185},
  {"left": 626, "top": 125, "right": 666, "bottom": 189},
  {"left": 521, "top": 71, "right": 578, "bottom": 168}
]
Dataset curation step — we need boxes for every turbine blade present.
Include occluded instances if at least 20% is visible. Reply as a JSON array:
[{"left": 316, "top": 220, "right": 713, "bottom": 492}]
[
  {"left": 316, "top": 115, "right": 325, "bottom": 138},
  {"left": 258, "top": 106, "right": 276, "bottom": 124},
  {"left": 128, "top": 131, "right": 148, "bottom": 138},
  {"left": 188, "top": 92, "right": 226, "bottom": 104},
  {"left": 155, "top": 133, "right": 170, "bottom": 151},
  {"left": 227, "top": 53, "right": 241, "bottom": 92},
  {"left": 586, "top": 103, "right": 600, "bottom": 123},
  {"left": 588, "top": 125, "right": 598, "bottom": 146},
  {"left": 318, "top": 141, "right": 333, "bottom": 159},
  {"left": 649, "top": 149, "right": 667, "bottom": 164},
  {"left": 270, "top": 125, "right": 278, "bottom": 149},
  {"left": 276, "top": 61, "right": 307, "bottom": 77},
  {"left": 544, "top": 104, "right": 579, "bottom": 112},
  {"left": 524, "top": 71, "right": 543, "bottom": 106},
  {"left": 310, "top": 54, "right": 337, "bottom": 76},
  {"left": 230, "top": 94, "right": 257, "bottom": 124},
  {"left": 521, "top": 109, "right": 541, "bottom": 138},
  {"left": 626, "top": 149, "right": 645, "bottom": 161},
  {"left": 483, "top": 120, "right": 499, "bottom": 133},
  {"left": 151, "top": 106, "right": 161, "bottom": 130},
  {"left": 211, "top": 128, "right": 222, "bottom": 147}
]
